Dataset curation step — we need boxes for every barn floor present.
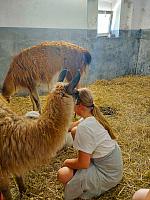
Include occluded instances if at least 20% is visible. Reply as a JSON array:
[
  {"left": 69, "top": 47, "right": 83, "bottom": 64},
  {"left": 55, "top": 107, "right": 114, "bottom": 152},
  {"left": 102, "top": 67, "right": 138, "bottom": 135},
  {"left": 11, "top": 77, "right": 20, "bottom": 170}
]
[{"left": 4, "top": 75, "right": 150, "bottom": 200}]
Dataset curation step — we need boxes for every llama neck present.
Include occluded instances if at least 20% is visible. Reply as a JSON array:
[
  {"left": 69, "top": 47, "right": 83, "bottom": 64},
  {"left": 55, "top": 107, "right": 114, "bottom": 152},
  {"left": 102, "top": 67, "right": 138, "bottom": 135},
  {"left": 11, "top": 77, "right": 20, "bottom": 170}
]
[
  {"left": 40, "top": 93, "right": 74, "bottom": 132},
  {"left": 31, "top": 94, "right": 74, "bottom": 163}
]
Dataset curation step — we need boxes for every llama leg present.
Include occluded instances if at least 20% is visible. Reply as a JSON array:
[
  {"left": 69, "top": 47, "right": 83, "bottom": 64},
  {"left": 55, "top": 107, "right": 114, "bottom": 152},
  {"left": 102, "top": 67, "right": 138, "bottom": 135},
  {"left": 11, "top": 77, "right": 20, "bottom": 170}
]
[
  {"left": 29, "top": 88, "right": 41, "bottom": 113},
  {"left": 0, "top": 176, "right": 12, "bottom": 200},
  {"left": 29, "top": 94, "right": 37, "bottom": 111},
  {"left": 14, "top": 176, "right": 26, "bottom": 197}
]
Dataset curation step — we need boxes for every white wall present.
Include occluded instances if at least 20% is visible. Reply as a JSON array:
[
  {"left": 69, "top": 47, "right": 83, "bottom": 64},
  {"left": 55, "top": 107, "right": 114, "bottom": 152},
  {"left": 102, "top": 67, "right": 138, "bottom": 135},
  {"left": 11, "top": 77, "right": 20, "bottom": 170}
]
[
  {"left": 120, "top": 0, "right": 134, "bottom": 30},
  {"left": 120, "top": 0, "right": 150, "bottom": 30},
  {"left": 131, "top": 0, "right": 150, "bottom": 30},
  {"left": 87, "top": 0, "right": 98, "bottom": 29},
  {"left": 98, "top": 1, "right": 112, "bottom": 11},
  {"left": 0, "top": 0, "right": 87, "bottom": 29},
  {"left": 1, "top": 0, "right": 150, "bottom": 31},
  {"left": 98, "top": 0, "right": 121, "bottom": 11}
]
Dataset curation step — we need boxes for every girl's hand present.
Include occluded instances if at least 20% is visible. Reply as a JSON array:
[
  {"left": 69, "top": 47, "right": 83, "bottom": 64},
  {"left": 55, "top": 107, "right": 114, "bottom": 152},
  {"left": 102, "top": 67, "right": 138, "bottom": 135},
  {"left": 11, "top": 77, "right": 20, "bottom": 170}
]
[
  {"left": 63, "top": 151, "right": 91, "bottom": 169},
  {"left": 68, "top": 119, "right": 81, "bottom": 132},
  {"left": 63, "top": 159, "right": 70, "bottom": 167}
]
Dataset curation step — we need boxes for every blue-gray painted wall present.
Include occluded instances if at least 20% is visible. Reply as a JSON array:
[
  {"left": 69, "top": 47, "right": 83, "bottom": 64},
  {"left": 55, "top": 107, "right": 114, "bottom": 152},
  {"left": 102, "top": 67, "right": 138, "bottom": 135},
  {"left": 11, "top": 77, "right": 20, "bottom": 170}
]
[{"left": 0, "top": 27, "right": 149, "bottom": 89}]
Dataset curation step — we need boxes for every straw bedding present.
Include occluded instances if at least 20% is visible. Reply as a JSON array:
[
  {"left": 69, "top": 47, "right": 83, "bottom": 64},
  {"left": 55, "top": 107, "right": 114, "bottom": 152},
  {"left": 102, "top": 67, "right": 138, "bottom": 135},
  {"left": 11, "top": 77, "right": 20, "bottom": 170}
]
[{"left": 2, "top": 75, "right": 150, "bottom": 200}]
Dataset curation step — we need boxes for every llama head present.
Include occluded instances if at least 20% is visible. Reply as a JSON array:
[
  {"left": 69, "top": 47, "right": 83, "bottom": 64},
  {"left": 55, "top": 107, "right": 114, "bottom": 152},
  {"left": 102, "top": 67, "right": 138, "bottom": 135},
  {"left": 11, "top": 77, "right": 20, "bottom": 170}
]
[
  {"left": 42, "top": 69, "right": 81, "bottom": 114},
  {"left": 2, "top": 72, "right": 16, "bottom": 103},
  {"left": 2, "top": 83, "right": 12, "bottom": 103}
]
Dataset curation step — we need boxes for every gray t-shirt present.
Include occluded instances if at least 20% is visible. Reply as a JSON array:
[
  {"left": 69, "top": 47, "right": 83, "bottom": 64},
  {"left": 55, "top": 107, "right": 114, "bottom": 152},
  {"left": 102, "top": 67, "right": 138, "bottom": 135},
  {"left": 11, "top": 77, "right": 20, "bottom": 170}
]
[{"left": 73, "top": 116, "right": 116, "bottom": 158}]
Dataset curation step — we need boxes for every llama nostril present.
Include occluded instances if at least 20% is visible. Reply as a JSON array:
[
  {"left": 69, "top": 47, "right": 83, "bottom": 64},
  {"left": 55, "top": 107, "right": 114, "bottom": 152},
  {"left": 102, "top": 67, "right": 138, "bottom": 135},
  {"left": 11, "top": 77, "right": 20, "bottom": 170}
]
[{"left": 7, "top": 99, "right": 10, "bottom": 103}]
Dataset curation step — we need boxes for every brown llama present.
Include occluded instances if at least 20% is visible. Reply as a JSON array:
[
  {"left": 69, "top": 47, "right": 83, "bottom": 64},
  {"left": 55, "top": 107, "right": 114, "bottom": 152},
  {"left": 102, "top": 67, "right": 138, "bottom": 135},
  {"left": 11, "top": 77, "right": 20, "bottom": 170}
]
[
  {"left": 2, "top": 41, "right": 91, "bottom": 113},
  {"left": 0, "top": 69, "right": 80, "bottom": 200}
]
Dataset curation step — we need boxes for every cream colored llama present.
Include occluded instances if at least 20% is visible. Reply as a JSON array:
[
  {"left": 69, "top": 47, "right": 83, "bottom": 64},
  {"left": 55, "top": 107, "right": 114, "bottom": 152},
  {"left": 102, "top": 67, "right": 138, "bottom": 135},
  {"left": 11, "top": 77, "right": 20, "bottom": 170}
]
[
  {"left": 0, "top": 69, "right": 80, "bottom": 200},
  {"left": 2, "top": 41, "right": 91, "bottom": 113}
]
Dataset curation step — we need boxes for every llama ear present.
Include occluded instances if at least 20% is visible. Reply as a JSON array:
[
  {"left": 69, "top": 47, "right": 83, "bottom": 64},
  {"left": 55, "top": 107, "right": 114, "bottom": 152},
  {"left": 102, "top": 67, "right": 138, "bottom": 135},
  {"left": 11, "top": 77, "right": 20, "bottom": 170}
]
[
  {"left": 65, "top": 70, "right": 80, "bottom": 95},
  {"left": 58, "top": 68, "right": 68, "bottom": 82}
]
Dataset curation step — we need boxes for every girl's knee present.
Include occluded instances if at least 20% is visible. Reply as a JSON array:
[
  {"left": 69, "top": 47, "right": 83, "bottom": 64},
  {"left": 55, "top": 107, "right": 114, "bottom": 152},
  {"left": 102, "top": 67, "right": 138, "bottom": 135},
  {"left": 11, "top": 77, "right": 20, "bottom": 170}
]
[
  {"left": 132, "top": 189, "right": 150, "bottom": 200},
  {"left": 57, "top": 167, "right": 74, "bottom": 185},
  {"left": 0, "top": 192, "right": 4, "bottom": 200},
  {"left": 57, "top": 168, "right": 64, "bottom": 182}
]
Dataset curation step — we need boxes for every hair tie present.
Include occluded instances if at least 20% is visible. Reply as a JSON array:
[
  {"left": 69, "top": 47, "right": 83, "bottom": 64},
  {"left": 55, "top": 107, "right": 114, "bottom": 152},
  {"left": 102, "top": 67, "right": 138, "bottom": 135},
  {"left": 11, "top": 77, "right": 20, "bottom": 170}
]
[{"left": 87, "top": 103, "right": 94, "bottom": 108}]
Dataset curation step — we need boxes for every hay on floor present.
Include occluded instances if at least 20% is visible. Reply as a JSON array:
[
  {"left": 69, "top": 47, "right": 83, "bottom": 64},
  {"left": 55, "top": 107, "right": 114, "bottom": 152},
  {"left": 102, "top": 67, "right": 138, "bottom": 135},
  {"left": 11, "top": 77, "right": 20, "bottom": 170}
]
[{"left": 1, "top": 75, "right": 150, "bottom": 200}]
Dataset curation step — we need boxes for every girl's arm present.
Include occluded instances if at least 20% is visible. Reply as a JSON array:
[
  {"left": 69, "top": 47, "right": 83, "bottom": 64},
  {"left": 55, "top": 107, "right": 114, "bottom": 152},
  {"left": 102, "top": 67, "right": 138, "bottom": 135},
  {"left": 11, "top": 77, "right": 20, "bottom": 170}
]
[
  {"left": 63, "top": 150, "right": 91, "bottom": 169},
  {"left": 68, "top": 119, "right": 81, "bottom": 132}
]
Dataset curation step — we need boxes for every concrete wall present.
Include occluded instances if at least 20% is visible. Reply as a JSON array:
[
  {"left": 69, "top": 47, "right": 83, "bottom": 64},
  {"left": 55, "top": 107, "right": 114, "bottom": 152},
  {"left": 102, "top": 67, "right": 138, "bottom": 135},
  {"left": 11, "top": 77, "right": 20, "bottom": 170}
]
[
  {"left": 119, "top": 0, "right": 150, "bottom": 75},
  {"left": 0, "top": 0, "right": 150, "bottom": 91},
  {"left": 88, "top": 30, "right": 140, "bottom": 82},
  {"left": 136, "top": 29, "right": 150, "bottom": 74}
]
